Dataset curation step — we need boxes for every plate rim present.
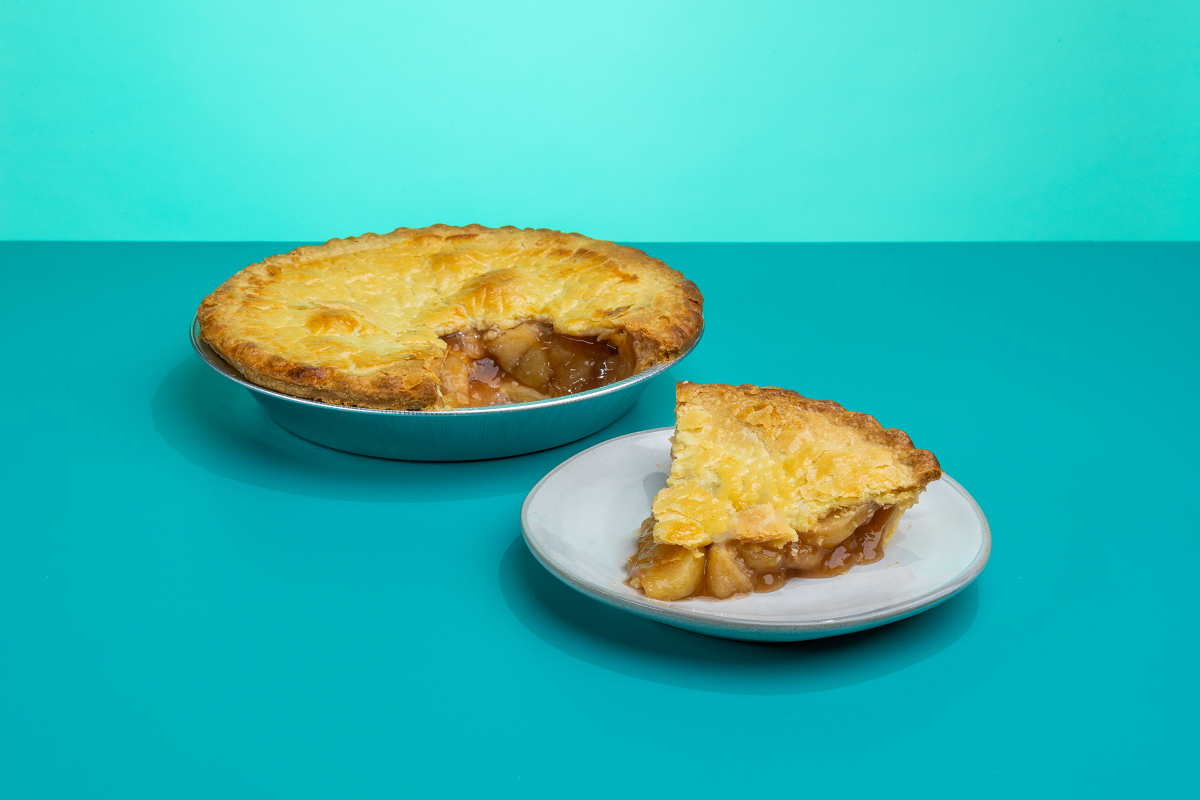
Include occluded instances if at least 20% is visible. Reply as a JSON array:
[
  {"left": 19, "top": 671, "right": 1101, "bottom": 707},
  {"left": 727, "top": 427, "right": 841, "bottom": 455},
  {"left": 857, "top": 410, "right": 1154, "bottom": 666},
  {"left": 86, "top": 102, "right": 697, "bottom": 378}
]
[{"left": 520, "top": 427, "right": 991, "bottom": 636}]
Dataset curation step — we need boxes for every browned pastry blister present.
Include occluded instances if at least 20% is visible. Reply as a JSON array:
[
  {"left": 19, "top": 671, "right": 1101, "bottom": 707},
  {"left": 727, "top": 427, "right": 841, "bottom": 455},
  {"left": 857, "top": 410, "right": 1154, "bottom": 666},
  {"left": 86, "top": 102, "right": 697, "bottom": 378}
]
[
  {"left": 198, "top": 225, "right": 703, "bottom": 409},
  {"left": 628, "top": 383, "right": 942, "bottom": 601}
]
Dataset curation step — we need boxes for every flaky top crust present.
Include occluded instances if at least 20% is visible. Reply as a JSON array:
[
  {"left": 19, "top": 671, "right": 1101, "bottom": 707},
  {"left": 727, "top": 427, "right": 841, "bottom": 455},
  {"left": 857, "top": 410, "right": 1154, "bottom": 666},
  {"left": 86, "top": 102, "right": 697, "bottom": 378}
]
[
  {"left": 198, "top": 225, "right": 703, "bottom": 409},
  {"left": 652, "top": 383, "right": 942, "bottom": 548}
]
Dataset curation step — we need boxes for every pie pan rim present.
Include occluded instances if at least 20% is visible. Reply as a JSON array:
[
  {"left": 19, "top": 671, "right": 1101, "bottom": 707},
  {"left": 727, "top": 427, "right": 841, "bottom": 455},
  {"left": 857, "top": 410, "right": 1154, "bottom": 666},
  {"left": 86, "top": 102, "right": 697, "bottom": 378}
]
[{"left": 191, "top": 316, "right": 703, "bottom": 417}]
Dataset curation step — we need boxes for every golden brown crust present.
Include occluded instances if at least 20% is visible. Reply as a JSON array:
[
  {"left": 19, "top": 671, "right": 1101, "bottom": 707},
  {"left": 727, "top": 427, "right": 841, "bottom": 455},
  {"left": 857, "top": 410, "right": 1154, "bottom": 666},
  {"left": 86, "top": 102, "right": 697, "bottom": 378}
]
[
  {"left": 198, "top": 225, "right": 704, "bottom": 409},
  {"left": 678, "top": 383, "right": 944, "bottom": 487},
  {"left": 652, "top": 382, "right": 942, "bottom": 549}
]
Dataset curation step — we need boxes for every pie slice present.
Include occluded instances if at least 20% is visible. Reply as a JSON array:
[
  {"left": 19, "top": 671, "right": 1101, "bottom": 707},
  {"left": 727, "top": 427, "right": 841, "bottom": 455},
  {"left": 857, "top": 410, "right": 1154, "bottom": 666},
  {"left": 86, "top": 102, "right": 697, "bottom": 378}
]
[{"left": 628, "top": 382, "right": 942, "bottom": 601}]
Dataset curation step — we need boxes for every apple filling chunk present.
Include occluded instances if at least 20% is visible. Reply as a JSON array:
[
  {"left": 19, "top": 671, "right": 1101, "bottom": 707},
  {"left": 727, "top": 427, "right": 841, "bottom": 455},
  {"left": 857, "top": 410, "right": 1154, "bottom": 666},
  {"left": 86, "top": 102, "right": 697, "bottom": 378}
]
[
  {"left": 439, "top": 322, "right": 636, "bottom": 408},
  {"left": 628, "top": 504, "right": 902, "bottom": 600}
]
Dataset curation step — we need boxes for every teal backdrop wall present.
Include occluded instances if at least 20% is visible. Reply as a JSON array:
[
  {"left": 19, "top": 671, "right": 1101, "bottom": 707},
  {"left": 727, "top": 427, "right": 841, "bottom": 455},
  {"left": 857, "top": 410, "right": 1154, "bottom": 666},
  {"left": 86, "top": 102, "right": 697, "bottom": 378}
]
[{"left": 2, "top": 1, "right": 1196, "bottom": 242}]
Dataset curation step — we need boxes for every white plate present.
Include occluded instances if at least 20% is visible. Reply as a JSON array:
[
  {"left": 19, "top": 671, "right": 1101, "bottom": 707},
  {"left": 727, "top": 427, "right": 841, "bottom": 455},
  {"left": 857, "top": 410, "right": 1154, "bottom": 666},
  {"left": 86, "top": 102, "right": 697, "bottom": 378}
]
[{"left": 521, "top": 428, "right": 990, "bottom": 641}]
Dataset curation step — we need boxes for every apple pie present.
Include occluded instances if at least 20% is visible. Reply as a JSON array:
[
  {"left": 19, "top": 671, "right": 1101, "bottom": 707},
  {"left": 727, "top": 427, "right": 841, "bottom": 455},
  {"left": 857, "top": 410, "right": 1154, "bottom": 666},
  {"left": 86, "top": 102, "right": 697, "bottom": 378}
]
[
  {"left": 198, "top": 225, "right": 703, "bottom": 409},
  {"left": 629, "top": 383, "right": 942, "bottom": 601}
]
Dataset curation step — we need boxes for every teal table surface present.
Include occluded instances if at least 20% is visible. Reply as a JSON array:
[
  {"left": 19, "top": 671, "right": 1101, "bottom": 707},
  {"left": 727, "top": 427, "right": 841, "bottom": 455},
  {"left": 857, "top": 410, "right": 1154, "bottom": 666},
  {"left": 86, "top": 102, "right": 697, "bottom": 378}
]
[{"left": 2, "top": 242, "right": 1196, "bottom": 798}]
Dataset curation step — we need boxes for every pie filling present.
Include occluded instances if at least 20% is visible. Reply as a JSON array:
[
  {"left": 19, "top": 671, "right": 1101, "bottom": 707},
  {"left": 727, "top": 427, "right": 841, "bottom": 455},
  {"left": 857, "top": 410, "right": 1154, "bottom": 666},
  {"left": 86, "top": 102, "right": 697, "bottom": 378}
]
[
  {"left": 439, "top": 321, "right": 637, "bottom": 408},
  {"left": 628, "top": 504, "right": 901, "bottom": 601}
]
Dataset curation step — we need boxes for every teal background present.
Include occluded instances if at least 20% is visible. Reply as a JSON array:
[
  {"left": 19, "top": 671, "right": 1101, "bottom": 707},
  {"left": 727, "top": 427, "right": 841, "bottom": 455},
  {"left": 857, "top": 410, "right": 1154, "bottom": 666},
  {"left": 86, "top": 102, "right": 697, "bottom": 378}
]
[
  {"left": 2, "top": 242, "right": 1197, "bottom": 797},
  {"left": 2, "top": 1, "right": 1198, "bottom": 242}
]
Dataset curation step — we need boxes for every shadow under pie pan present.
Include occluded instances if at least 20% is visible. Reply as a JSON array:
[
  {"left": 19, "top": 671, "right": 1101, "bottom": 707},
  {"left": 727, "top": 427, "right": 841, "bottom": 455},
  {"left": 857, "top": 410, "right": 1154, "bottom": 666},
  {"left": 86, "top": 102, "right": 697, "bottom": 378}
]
[{"left": 190, "top": 316, "right": 702, "bottom": 461}]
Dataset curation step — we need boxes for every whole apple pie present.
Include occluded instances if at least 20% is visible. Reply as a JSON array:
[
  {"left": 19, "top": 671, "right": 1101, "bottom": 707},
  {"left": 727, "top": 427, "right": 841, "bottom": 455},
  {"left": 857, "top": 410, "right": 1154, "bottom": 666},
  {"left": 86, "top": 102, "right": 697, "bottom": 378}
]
[
  {"left": 629, "top": 382, "right": 942, "bottom": 600},
  {"left": 198, "top": 225, "right": 703, "bottom": 409}
]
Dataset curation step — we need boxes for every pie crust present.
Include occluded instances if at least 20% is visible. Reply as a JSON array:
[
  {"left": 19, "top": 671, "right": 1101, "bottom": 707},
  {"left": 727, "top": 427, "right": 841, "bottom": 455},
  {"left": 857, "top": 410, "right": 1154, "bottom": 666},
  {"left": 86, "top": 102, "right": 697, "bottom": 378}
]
[
  {"left": 629, "top": 382, "right": 942, "bottom": 600},
  {"left": 198, "top": 225, "right": 703, "bottom": 410}
]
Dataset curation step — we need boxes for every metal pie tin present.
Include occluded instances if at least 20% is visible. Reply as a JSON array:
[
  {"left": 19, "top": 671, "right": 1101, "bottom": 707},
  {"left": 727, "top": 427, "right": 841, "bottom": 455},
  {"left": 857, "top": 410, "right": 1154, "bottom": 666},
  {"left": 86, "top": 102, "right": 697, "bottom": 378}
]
[{"left": 190, "top": 316, "right": 701, "bottom": 461}]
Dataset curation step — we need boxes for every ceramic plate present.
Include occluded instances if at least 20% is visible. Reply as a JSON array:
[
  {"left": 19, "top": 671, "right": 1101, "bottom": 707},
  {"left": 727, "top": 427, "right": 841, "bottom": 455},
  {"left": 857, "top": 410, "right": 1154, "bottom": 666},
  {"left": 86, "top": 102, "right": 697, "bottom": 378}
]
[{"left": 521, "top": 428, "right": 990, "bottom": 641}]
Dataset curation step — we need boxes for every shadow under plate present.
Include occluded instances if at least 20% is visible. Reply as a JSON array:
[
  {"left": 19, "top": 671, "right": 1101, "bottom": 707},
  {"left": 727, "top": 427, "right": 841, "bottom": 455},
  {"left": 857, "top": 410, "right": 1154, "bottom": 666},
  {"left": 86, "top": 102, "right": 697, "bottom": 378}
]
[{"left": 497, "top": 535, "right": 980, "bottom": 694}]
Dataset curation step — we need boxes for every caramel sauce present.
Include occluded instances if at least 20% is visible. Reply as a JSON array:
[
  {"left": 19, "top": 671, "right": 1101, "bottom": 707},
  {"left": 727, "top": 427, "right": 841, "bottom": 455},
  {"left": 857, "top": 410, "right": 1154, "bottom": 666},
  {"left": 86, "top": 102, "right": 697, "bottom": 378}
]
[
  {"left": 441, "top": 322, "right": 635, "bottom": 408},
  {"left": 628, "top": 506, "right": 901, "bottom": 601},
  {"left": 811, "top": 506, "right": 895, "bottom": 577}
]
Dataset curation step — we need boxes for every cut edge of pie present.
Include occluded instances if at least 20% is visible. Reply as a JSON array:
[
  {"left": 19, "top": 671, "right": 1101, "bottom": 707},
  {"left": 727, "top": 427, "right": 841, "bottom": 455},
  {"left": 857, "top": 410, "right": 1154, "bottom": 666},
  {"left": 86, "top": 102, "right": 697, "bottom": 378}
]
[
  {"left": 197, "top": 225, "right": 704, "bottom": 410},
  {"left": 628, "top": 382, "right": 942, "bottom": 601}
]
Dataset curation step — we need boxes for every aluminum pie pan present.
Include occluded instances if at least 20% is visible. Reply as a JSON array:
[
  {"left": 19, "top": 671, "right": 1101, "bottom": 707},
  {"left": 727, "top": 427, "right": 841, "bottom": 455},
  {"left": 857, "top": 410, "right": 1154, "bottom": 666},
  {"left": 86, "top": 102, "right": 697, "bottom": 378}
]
[{"left": 190, "top": 316, "right": 701, "bottom": 461}]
